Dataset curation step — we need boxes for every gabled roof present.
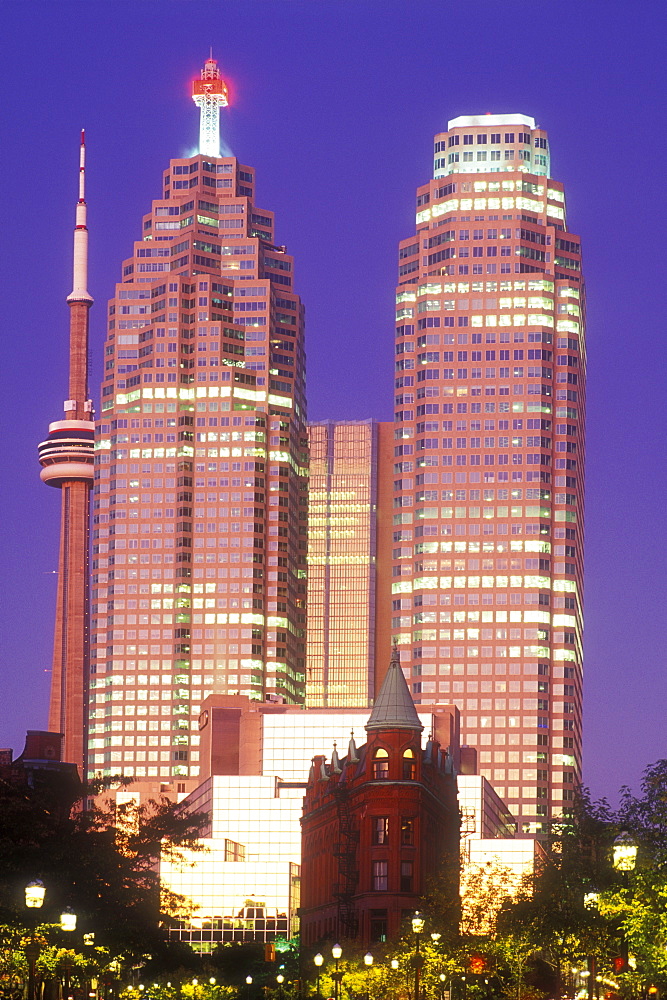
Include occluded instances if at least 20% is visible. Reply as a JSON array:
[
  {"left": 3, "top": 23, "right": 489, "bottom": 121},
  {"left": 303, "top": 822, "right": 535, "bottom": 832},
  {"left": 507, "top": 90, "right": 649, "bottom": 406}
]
[{"left": 365, "top": 648, "right": 423, "bottom": 733}]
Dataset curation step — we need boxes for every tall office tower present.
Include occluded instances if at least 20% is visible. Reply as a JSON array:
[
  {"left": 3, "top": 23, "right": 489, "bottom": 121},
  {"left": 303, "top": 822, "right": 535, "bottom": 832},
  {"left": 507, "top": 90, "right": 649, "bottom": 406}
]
[
  {"left": 392, "top": 114, "right": 585, "bottom": 834},
  {"left": 38, "top": 134, "right": 95, "bottom": 774},
  {"left": 88, "top": 58, "right": 308, "bottom": 791},
  {"left": 306, "top": 420, "right": 394, "bottom": 708}
]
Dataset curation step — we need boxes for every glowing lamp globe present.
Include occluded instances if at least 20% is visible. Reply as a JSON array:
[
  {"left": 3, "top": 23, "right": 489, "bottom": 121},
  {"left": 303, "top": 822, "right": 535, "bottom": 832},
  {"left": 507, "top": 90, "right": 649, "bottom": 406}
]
[
  {"left": 25, "top": 881, "right": 46, "bottom": 909},
  {"left": 613, "top": 831, "right": 638, "bottom": 872}
]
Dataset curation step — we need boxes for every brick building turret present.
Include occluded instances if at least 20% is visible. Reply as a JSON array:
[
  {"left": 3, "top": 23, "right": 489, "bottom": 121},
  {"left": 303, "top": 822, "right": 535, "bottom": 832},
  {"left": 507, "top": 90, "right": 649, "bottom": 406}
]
[{"left": 300, "top": 650, "right": 459, "bottom": 945}]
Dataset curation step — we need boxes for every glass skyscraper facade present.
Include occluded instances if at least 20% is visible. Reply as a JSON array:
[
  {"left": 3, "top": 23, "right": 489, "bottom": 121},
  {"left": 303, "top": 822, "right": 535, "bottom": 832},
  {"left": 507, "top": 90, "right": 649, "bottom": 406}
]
[
  {"left": 391, "top": 114, "right": 585, "bottom": 834},
  {"left": 88, "top": 61, "right": 308, "bottom": 790},
  {"left": 306, "top": 420, "right": 382, "bottom": 707}
]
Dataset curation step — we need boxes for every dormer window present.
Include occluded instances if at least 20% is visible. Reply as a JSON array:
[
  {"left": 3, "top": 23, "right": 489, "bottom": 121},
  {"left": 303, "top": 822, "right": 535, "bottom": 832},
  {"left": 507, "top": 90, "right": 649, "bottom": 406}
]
[
  {"left": 373, "top": 747, "right": 389, "bottom": 779},
  {"left": 403, "top": 748, "right": 417, "bottom": 780}
]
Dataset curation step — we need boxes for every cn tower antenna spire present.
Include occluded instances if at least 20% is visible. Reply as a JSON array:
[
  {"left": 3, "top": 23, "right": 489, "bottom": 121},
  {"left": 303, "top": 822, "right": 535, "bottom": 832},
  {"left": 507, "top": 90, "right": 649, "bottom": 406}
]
[
  {"left": 68, "top": 130, "right": 93, "bottom": 306},
  {"left": 192, "top": 54, "right": 229, "bottom": 157}
]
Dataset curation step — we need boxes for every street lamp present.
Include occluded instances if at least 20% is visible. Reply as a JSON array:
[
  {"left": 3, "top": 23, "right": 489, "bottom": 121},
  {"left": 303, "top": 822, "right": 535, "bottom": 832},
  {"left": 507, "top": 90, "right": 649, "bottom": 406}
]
[
  {"left": 364, "top": 954, "right": 373, "bottom": 1000},
  {"left": 439, "top": 974, "right": 446, "bottom": 1000},
  {"left": 276, "top": 973, "right": 285, "bottom": 1000},
  {"left": 60, "top": 910, "right": 77, "bottom": 1000},
  {"left": 412, "top": 911, "right": 425, "bottom": 1000},
  {"left": 60, "top": 907, "right": 77, "bottom": 932},
  {"left": 612, "top": 831, "right": 638, "bottom": 873},
  {"left": 314, "top": 954, "right": 323, "bottom": 999},
  {"left": 245, "top": 975, "right": 253, "bottom": 1000},
  {"left": 25, "top": 883, "right": 46, "bottom": 909},
  {"left": 24, "top": 881, "right": 45, "bottom": 1000},
  {"left": 612, "top": 830, "right": 638, "bottom": 973},
  {"left": 332, "top": 945, "right": 343, "bottom": 1000}
]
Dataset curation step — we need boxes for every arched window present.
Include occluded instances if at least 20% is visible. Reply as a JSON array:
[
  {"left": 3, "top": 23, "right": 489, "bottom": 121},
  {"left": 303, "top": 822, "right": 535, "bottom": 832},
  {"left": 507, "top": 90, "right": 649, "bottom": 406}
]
[
  {"left": 402, "top": 747, "right": 416, "bottom": 780},
  {"left": 373, "top": 747, "right": 389, "bottom": 779}
]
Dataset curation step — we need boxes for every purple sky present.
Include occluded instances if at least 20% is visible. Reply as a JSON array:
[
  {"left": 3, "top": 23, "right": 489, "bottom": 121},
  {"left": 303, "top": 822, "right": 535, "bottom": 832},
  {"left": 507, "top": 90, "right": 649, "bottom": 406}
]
[{"left": 1, "top": 1, "right": 665, "bottom": 806}]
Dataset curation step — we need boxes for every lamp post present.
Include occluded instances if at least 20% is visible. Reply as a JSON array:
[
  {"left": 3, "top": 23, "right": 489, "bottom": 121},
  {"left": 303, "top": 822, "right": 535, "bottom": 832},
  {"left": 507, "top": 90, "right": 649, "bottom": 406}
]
[
  {"left": 439, "top": 974, "right": 446, "bottom": 1000},
  {"left": 612, "top": 831, "right": 638, "bottom": 974},
  {"left": 331, "top": 945, "right": 343, "bottom": 1000},
  {"left": 106, "top": 959, "right": 120, "bottom": 1000},
  {"left": 276, "top": 974, "right": 285, "bottom": 1000},
  {"left": 389, "top": 959, "right": 400, "bottom": 1000},
  {"left": 25, "top": 881, "right": 46, "bottom": 1000},
  {"left": 245, "top": 975, "right": 252, "bottom": 1000},
  {"left": 364, "top": 953, "right": 373, "bottom": 1000},
  {"left": 412, "top": 911, "right": 425, "bottom": 1000},
  {"left": 314, "top": 954, "right": 323, "bottom": 999},
  {"left": 60, "top": 908, "right": 77, "bottom": 1000}
]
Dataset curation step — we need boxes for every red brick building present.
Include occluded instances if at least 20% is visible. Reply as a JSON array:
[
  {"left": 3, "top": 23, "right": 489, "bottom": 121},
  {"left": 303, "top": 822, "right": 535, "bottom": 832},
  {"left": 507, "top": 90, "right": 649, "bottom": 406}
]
[{"left": 300, "top": 652, "right": 459, "bottom": 945}]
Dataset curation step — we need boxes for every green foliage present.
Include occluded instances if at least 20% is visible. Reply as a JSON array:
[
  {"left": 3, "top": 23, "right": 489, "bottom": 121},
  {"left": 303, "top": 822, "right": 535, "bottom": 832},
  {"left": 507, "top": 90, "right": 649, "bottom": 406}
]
[
  {"left": 0, "top": 773, "right": 206, "bottom": 957},
  {"left": 597, "top": 759, "right": 667, "bottom": 991},
  {"left": 121, "top": 983, "right": 235, "bottom": 1000},
  {"left": 491, "top": 762, "right": 667, "bottom": 998}
]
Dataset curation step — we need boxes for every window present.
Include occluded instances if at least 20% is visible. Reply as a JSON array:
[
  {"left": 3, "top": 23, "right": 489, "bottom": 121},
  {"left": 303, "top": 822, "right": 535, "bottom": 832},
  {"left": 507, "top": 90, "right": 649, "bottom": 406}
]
[
  {"left": 373, "top": 747, "right": 389, "bottom": 779},
  {"left": 370, "top": 910, "right": 388, "bottom": 943},
  {"left": 401, "top": 861, "right": 414, "bottom": 892},
  {"left": 372, "top": 860, "right": 388, "bottom": 891},
  {"left": 401, "top": 818, "right": 415, "bottom": 845},
  {"left": 373, "top": 817, "right": 390, "bottom": 845},
  {"left": 402, "top": 748, "right": 416, "bottom": 780}
]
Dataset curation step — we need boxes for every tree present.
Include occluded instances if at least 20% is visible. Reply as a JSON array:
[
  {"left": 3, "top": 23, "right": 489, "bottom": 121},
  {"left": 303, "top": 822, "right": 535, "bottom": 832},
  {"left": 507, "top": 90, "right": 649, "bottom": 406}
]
[
  {"left": 491, "top": 765, "right": 667, "bottom": 998},
  {"left": 595, "top": 760, "right": 667, "bottom": 993},
  {"left": 0, "top": 774, "right": 207, "bottom": 957}
]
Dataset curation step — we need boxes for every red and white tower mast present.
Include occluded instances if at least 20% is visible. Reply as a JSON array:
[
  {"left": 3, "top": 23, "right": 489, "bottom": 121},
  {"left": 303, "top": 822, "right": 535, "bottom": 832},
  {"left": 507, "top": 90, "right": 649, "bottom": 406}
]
[
  {"left": 192, "top": 55, "right": 229, "bottom": 157},
  {"left": 38, "top": 132, "right": 95, "bottom": 773}
]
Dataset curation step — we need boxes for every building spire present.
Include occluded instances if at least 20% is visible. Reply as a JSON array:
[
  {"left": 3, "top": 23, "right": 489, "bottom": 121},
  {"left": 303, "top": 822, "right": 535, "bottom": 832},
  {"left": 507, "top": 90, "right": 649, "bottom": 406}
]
[
  {"left": 365, "top": 646, "right": 423, "bottom": 733},
  {"left": 67, "top": 130, "right": 93, "bottom": 306},
  {"left": 192, "top": 55, "right": 229, "bottom": 158}
]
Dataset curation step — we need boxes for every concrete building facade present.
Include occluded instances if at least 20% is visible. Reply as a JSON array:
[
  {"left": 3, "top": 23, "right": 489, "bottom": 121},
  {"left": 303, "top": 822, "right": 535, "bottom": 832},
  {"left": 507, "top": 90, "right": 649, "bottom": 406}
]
[{"left": 38, "top": 135, "right": 95, "bottom": 774}]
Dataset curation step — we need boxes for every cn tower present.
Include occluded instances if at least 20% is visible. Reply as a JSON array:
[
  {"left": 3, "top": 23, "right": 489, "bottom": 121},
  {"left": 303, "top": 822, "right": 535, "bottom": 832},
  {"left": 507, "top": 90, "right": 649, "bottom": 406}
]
[{"left": 38, "top": 132, "right": 95, "bottom": 773}]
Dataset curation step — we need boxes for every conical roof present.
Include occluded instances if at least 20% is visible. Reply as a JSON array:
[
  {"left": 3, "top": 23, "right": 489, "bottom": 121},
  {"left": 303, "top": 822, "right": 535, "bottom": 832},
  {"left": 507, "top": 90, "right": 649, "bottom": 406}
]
[{"left": 365, "top": 647, "right": 423, "bottom": 733}]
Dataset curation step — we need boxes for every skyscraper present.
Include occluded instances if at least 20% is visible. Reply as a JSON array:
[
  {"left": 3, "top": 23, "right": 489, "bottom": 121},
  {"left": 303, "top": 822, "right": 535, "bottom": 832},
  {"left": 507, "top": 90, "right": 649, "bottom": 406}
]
[
  {"left": 391, "top": 114, "right": 584, "bottom": 834},
  {"left": 38, "top": 134, "right": 95, "bottom": 774},
  {"left": 306, "top": 419, "right": 394, "bottom": 708},
  {"left": 88, "top": 58, "right": 308, "bottom": 791}
]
